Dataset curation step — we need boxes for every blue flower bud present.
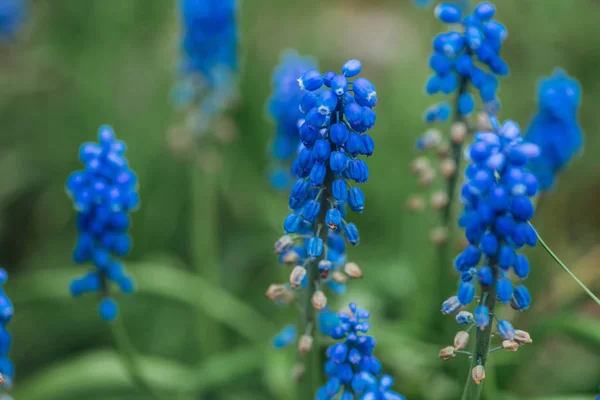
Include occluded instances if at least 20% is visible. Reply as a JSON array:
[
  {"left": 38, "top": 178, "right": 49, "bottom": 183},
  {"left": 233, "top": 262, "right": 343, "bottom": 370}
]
[
  {"left": 345, "top": 133, "right": 364, "bottom": 156},
  {"left": 330, "top": 151, "right": 349, "bottom": 175},
  {"left": 323, "top": 71, "right": 335, "bottom": 87},
  {"left": 362, "top": 107, "right": 376, "bottom": 130},
  {"left": 343, "top": 223, "right": 359, "bottom": 246},
  {"left": 98, "top": 298, "right": 118, "bottom": 321},
  {"left": 441, "top": 295, "right": 461, "bottom": 314},
  {"left": 300, "top": 122, "right": 318, "bottom": 147},
  {"left": 310, "top": 163, "right": 327, "bottom": 186},
  {"left": 435, "top": 3, "right": 462, "bottom": 23},
  {"left": 488, "top": 184, "right": 510, "bottom": 211},
  {"left": 284, "top": 212, "right": 302, "bottom": 233},
  {"left": 513, "top": 254, "right": 530, "bottom": 279},
  {"left": 429, "top": 52, "right": 454, "bottom": 75},
  {"left": 510, "top": 285, "right": 531, "bottom": 310},
  {"left": 474, "top": 1, "right": 496, "bottom": 20},
  {"left": 317, "top": 90, "right": 339, "bottom": 116},
  {"left": 326, "top": 208, "right": 342, "bottom": 230},
  {"left": 330, "top": 123, "right": 349, "bottom": 146},
  {"left": 308, "top": 237, "right": 324, "bottom": 259},
  {"left": 306, "top": 107, "right": 326, "bottom": 129},
  {"left": 474, "top": 305, "right": 490, "bottom": 330},
  {"left": 497, "top": 320, "right": 515, "bottom": 340},
  {"left": 353, "top": 78, "right": 377, "bottom": 107},
  {"left": 496, "top": 278, "right": 513, "bottom": 304},
  {"left": 348, "top": 187, "right": 365, "bottom": 212},
  {"left": 465, "top": 26, "right": 483, "bottom": 50},
  {"left": 300, "top": 92, "right": 318, "bottom": 113},
  {"left": 342, "top": 60, "right": 362, "bottom": 78},
  {"left": 360, "top": 134, "right": 374, "bottom": 156},
  {"left": 480, "top": 231, "right": 499, "bottom": 256},
  {"left": 313, "top": 139, "right": 332, "bottom": 163},
  {"left": 298, "top": 69, "right": 323, "bottom": 91},
  {"left": 498, "top": 245, "right": 516, "bottom": 270},
  {"left": 458, "top": 282, "right": 476, "bottom": 305},
  {"left": 455, "top": 54, "right": 474, "bottom": 76},
  {"left": 331, "top": 74, "right": 348, "bottom": 96},
  {"left": 303, "top": 200, "right": 321, "bottom": 222},
  {"left": 348, "top": 159, "right": 369, "bottom": 183},
  {"left": 477, "top": 266, "right": 493, "bottom": 286},
  {"left": 289, "top": 179, "right": 309, "bottom": 209},
  {"left": 440, "top": 73, "right": 458, "bottom": 94},
  {"left": 455, "top": 245, "right": 481, "bottom": 272},
  {"left": 425, "top": 75, "right": 441, "bottom": 94},
  {"left": 344, "top": 103, "right": 364, "bottom": 125},
  {"left": 510, "top": 195, "right": 534, "bottom": 221},
  {"left": 272, "top": 325, "right": 297, "bottom": 348},
  {"left": 458, "top": 92, "right": 475, "bottom": 115},
  {"left": 483, "top": 20, "right": 507, "bottom": 42},
  {"left": 461, "top": 267, "right": 476, "bottom": 282},
  {"left": 332, "top": 179, "right": 348, "bottom": 203},
  {"left": 298, "top": 147, "right": 316, "bottom": 171}
]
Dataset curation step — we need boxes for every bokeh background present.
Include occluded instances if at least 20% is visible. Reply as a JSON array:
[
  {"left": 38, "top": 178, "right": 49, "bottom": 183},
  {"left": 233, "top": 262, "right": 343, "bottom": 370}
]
[{"left": 1, "top": 0, "right": 600, "bottom": 399}]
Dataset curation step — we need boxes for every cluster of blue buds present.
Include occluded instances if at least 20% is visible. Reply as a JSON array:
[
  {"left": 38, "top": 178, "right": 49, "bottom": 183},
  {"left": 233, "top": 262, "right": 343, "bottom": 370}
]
[
  {"left": 0, "top": 0, "right": 25, "bottom": 40},
  {"left": 425, "top": 1, "right": 508, "bottom": 121},
  {"left": 0, "top": 269, "right": 14, "bottom": 390},
  {"left": 442, "top": 116, "right": 540, "bottom": 328},
  {"left": 171, "top": 0, "right": 238, "bottom": 134},
  {"left": 66, "top": 126, "right": 139, "bottom": 321},
  {"left": 525, "top": 69, "right": 583, "bottom": 190},
  {"left": 316, "top": 303, "right": 405, "bottom": 400},
  {"left": 267, "top": 50, "right": 317, "bottom": 190}
]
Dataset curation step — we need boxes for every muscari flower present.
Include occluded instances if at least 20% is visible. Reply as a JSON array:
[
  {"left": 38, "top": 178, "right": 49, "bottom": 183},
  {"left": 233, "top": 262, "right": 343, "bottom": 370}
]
[
  {"left": 424, "top": 1, "right": 508, "bottom": 120},
  {"left": 0, "top": 0, "right": 25, "bottom": 40},
  {"left": 316, "top": 303, "right": 405, "bottom": 400},
  {"left": 0, "top": 269, "right": 14, "bottom": 390},
  {"left": 443, "top": 116, "right": 539, "bottom": 328},
  {"left": 66, "top": 126, "right": 139, "bottom": 321},
  {"left": 524, "top": 68, "right": 583, "bottom": 190},
  {"left": 172, "top": 0, "right": 238, "bottom": 134},
  {"left": 267, "top": 49, "right": 317, "bottom": 190}
]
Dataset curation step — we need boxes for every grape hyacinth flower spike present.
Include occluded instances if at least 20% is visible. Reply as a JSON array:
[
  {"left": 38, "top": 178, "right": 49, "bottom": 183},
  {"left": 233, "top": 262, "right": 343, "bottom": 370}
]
[
  {"left": 0, "top": 0, "right": 26, "bottom": 41},
  {"left": 267, "top": 60, "right": 377, "bottom": 360},
  {"left": 524, "top": 68, "right": 583, "bottom": 190},
  {"left": 440, "top": 115, "right": 539, "bottom": 387},
  {"left": 0, "top": 269, "right": 14, "bottom": 392},
  {"left": 66, "top": 125, "right": 139, "bottom": 321},
  {"left": 316, "top": 303, "right": 406, "bottom": 400},
  {"left": 267, "top": 49, "right": 317, "bottom": 190}
]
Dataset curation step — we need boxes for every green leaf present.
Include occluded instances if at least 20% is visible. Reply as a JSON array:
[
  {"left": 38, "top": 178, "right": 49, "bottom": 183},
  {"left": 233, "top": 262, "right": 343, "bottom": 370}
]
[
  {"left": 9, "top": 257, "right": 277, "bottom": 342},
  {"left": 540, "top": 314, "right": 600, "bottom": 349}
]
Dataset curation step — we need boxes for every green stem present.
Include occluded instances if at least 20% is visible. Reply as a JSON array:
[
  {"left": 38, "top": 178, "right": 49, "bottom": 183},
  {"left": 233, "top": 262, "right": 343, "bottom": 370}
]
[
  {"left": 461, "top": 259, "right": 498, "bottom": 400},
  {"left": 190, "top": 154, "right": 224, "bottom": 356},
  {"left": 110, "top": 317, "right": 170, "bottom": 400},
  {"left": 528, "top": 222, "right": 600, "bottom": 306}
]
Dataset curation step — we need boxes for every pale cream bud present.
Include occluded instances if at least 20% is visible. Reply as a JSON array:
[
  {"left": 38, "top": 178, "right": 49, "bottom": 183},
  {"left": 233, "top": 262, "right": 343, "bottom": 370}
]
[
  {"left": 298, "top": 335, "right": 314, "bottom": 356},
  {"left": 282, "top": 250, "right": 300, "bottom": 265},
  {"left": 436, "top": 142, "right": 450, "bottom": 158},
  {"left": 265, "top": 284, "right": 294, "bottom": 304},
  {"left": 406, "top": 195, "right": 425, "bottom": 213},
  {"left": 332, "top": 271, "right": 348, "bottom": 284},
  {"left": 419, "top": 168, "right": 436, "bottom": 188},
  {"left": 430, "top": 191, "right": 449, "bottom": 209},
  {"left": 440, "top": 158, "right": 457, "bottom": 178},
  {"left": 312, "top": 290, "right": 327, "bottom": 310},
  {"left": 454, "top": 331, "right": 470, "bottom": 350},
  {"left": 472, "top": 365, "right": 485, "bottom": 385},
  {"left": 476, "top": 112, "right": 492, "bottom": 131},
  {"left": 274, "top": 235, "right": 294, "bottom": 254},
  {"left": 430, "top": 226, "right": 449, "bottom": 247},
  {"left": 514, "top": 330, "right": 533, "bottom": 345},
  {"left": 289, "top": 266, "right": 306, "bottom": 288},
  {"left": 502, "top": 340, "right": 519, "bottom": 352},
  {"left": 344, "top": 262, "right": 363, "bottom": 279},
  {"left": 423, "top": 129, "right": 442, "bottom": 148},
  {"left": 410, "top": 156, "right": 430, "bottom": 175},
  {"left": 291, "top": 363, "right": 306, "bottom": 382},
  {"left": 439, "top": 346, "right": 456, "bottom": 360},
  {"left": 451, "top": 121, "right": 467, "bottom": 144}
]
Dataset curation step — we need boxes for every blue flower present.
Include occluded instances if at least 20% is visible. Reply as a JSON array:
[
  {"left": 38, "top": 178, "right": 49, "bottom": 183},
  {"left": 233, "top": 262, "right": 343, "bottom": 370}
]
[
  {"left": 272, "top": 324, "right": 297, "bottom": 349},
  {"left": 66, "top": 126, "right": 139, "bottom": 321},
  {"left": 316, "top": 303, "right": 405, "bottom": 400},
  {"left": 444, "top": 116, "right": 540, "bottom": 316},
  {"left": 524, "top": 69, "right": 583, "bottom": 190},
  {"left": 0, "top": 269, "right": 14, "bottom": 389},
  {"left": 172, "top": 0, "right": 238, "bottom": 134},
  {"left": 0, "top": 0, "right": 25, "bottom": 40},
  {"left": 267, "top": 50, "right": 318, "bottom": 189},
  {"left": 424, "top": 1, "right": 508, "bottom": 120}
]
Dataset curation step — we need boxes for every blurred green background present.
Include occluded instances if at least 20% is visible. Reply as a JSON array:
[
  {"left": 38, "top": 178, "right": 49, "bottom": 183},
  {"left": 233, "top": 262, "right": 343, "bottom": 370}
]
[{"left": 1, "top": 0, "right": 600, "bottom": 399}]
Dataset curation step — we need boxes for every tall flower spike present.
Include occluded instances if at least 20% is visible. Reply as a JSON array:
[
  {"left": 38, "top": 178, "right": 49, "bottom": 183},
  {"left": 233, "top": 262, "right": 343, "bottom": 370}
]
[
  {"left": 0, "top": 269, "right": 14, "bottom": 390},
  {"left": 66, "top": 125, "right": 139, "bottom": 321},
  {"left": 0, "top": 0, "right": 25, "bottom": 40},
  {"left": 171, "top": 0, "right": 238, "bottom": 135},
  {"left": 267, "top": 49, "right": 317, "bottom": 190},
  {"left": 524, "top": 68, "right": 583, "bottom": 190},
  {"left": 316, "top": 303, "right": 406, "bottom": 400}
]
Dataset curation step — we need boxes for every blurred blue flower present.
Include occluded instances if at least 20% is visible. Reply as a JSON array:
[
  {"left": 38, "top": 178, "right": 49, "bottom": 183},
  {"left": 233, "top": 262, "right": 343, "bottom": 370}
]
[
  {"left": 0, "top": 269, "right": 14, "bottom": 390},
  {"left": 524, "top": 69, "right": 583, "bottom": 189},
  {"left": 316, "top": 303, "right": 406, "bottom": 400},
  {"left": 272, "top": 325, "right": 297, "bottom": 349},
  {"left": 424, "top": 1, "right": 508, "bottom": 121},
  {"left": 172, "top": 0, "right": 238, "bottom": 134},
  {"left": 445, "top": 116, "right": 540, "bottom": 322},
  {"left": 267, "top": 49, "right": 317, "bottom": 190},
  {"left": 66, "top": 126, "right": 139, "bottom": 321},
  {"left": 0, "top": 0, "right": 25, "bottom": 40}
]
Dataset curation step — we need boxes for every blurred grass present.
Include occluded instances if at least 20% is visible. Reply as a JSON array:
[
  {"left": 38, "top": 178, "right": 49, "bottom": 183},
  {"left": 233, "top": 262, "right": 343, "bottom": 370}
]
[{"left": 0, "top": 0, "right": 599, "bottom": 399}]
